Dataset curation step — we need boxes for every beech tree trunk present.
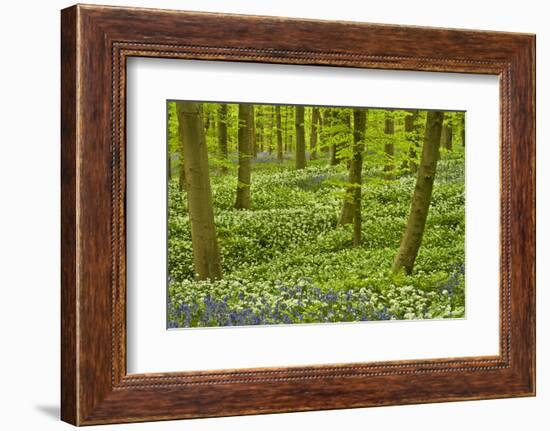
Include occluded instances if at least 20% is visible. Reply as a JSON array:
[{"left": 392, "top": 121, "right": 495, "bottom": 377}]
[
  {"left": 217, "top": 104, "right": 228, "bottom": 174},
  {"left": 176, "top": 102, "right": 222, "bottom": 281},
  {"left": 384, "top": 116, "right": 395, "bottom": 180},
  {"left": 267, "top": 106, "right": 273, "bottom": 154},
  {"left": 339, "top": 109, "right": 366, "bottom": 233},
  {"left": 319, "top": 112, "right": 328, "bottom": 154},
  {"left": 402, "top": 110, "right": 420, "bottom": 173},
  {"left": 276, "top": 105, "right": 283, "bottom": 162},
  {"left": 461, "top": 113, "right": 466, "bottom": 147},
  {"left": 285, "top": 107, "right": 293, "bottom": 154},
  {"left": 325, "top": 109, "right": 338, "bottom": 166},
  {"left": 352, "top": 109, "right": 367, "bottom": 245},
  {"left": 330, "top": 145, "right": 338, "bottom": 165},
  {"left": 310, "top": 107, "right": 320, "bottom": 160},
  {"left": 256, "top": 106, "right": 263, "bottom": 154},
  {"left": 392, "top": 111, "right": 444, "bottom": 275},
  {"left": 235, "top": 104, "right": 254, "bottom": 209},
  {"left": 330, "top": 109, "right": 351, "bottom": 166},
  {"left": 295, "top": 105, "right": 306, "bottom": 169},
  {"left": 251, "top": 105, "right": 257, "bottom": 159},
  {"left": 441, "top": 123, "right": 453, "bottom": 151},
  {"left": 203, "top": 108, "right": 211, "bottom": 133}
]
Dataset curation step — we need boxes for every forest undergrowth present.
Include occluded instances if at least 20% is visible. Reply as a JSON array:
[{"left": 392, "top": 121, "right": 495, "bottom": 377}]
[{"left": 168, "top": 152, "right": 465, "bottom": 328}]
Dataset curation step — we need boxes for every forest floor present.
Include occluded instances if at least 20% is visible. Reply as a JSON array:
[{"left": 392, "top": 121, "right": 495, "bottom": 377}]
[{"left": 168, "top": 151, "right": 465, "bottom": 328}]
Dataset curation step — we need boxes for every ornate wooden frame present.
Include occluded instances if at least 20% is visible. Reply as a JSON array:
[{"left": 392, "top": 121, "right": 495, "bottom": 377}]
[{"left": 61, "top": 4, "right": 535, "bottom": 426}]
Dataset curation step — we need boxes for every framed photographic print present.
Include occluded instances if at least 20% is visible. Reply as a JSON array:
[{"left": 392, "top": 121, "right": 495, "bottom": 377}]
[{"left": 61, "top": 4, "right": 535, "bottom": 425}]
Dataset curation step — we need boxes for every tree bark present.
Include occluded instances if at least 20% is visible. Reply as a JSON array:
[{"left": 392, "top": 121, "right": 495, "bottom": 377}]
[
  {"left": 203, "top": 108, "right": 210, "bottom": 133},
  {"left": 255, "top": 105, "right": 263, "bottom": 154},
  {"left": 276, "top": 105, "right": 283, "bottom": 162},
  {"left": 310, "top": 107, "right": 319, "bottom": 160},
  {"left": 441, "top": 123, "right": 453, "bottom": 151},
  {"left": 251, "top": 105, "right": 257, "bottom": 159},
  {"left": 267, "top": 106, "right": 273, "bottom": 154},
  {"left": 319, "top": 111, "right": 328, "bottom": 154},
  {"left": 383, "top": 116, "right": 395, "bottom": 180},
  {"left": 287, "top": 107, "right": 293, "bottom": 154},
  {"left": 217, "top": 104, "right": 228, "bottom": 174},
  {"left": 330, "top": 146, "right": 338, "bottom": 165},
  {"left": 295, "top": 105, "right": 306, "bottom": 169},
  {"left": 392, "top": 111, "right": 444, "bottom": 275},
  {"left": 176, "top": 102, "right": 222, "bottom": 281},
  {"left": 327, "top": 109, "right": 342, "bottom": 166},
  {"left": 401, "top": 110, "right": 420, "bottom": 173},
  {"left": 339, "top": 109, "right": 366, "bottom": 234},
  {"left": 178, "top": 150, "right": 186, "bottom": 192},
  {"left": 282, "top": 107, "right": 287, "bottom": 154},
  {"left": 235, "top": 104, "right": 253, "bottom": 209},
  {"left": 461, "top": 113, "right": 466, "bottom": 147}
]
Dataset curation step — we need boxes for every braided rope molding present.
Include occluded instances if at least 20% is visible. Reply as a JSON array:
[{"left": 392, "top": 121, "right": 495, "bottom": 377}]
[
  {"left": 116, "top": 364, "right": 510, "bottom": 390},
  {"left": 110, "top": 43, "right": 118, "bottom": 387},
  {"left": 110, "top": 41, "right": 513, "bottom": 388},
  {"left": 115, "top": 41, "right": 508, "bottom": 68}
]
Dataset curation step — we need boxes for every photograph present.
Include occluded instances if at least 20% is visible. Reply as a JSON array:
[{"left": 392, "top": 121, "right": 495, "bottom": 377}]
[{"left": 167, "top": 101, "right": 466, "bottom": 328}]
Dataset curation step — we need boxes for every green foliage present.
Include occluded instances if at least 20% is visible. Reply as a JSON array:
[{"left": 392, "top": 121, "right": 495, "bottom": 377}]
[{"left": 167, "top": 101, "right": 180, "bottom": 176}]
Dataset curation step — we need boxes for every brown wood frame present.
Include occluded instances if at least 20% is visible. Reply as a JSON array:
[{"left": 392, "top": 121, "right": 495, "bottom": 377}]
[{"left": 61, "top": 4, "right": 536, "bottom": 426}]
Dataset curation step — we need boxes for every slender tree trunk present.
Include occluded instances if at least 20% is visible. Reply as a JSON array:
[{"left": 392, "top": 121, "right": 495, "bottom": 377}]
[
  {"left": 410, "top": 111, "right": 422, "bottom": 173},
  {"left": 352, "top": 114, "right": 365, "bottom": 244},
  {"left": 339, "top": 109, "right": 366, "bottom": 235},
  {"left": 203, "top": 107, "right": 215, "bottom": 144},
  {"left": 176, "top": 102, "right": 222, "bottom": 281},
  {"left": 295, "top": 105, "right": 306, "bottom": 169},
  {"left": 251, "top": 105, "right": 257, "bottom": 159},
  {"left": 319, "top": 111, "right": 328, "bottom": 154},
  {"left": 276, "top": 105, "right": 283, "bottom": 162},
  {"left": 392, "top": 111, "right": 445, "bottom": 275},
  {"left": 401, "top": 112, "right": 415, "bottom": 170},
  {"left": 441, "top": 123, "right": 453, "bottom": 151},
  {"left": 286, "top": 107, "right": 293, "bottom": 154},
  {"left": 401, "top": 110, "right": 419, "bottom": 173},
  {"left": 461, "top": 113, "right": 466, "bottom": 147},
  {"left": 330, "top": 144, "right": 337, "bottom": 166},
  {"left": 267, "top": 106, "right": 273, "bottom": 154},
  {"left": 383, "top": 116, "right": 395, "bottom": 180},
  {"left": 235, "top": 104, "right": 253, "bottom": 209},
  {"left": 256, "top": 105, "right": 263, "bottom": 153},
  {"left": 217, "top": 104, "right": 228, "bottom": 174},
  {"left": 203, "top": 108, "right": 210, "bottom": 133},
  {"left": 326, "top": 109, "right": 340, "bottom": 166},
  {"left": 310, "top": 107, "right": 319, "bottom": 160},
  {"left": 331, "top": 143, "right": 339, "bottom": 165},
  {"left": 283, "top": 107, "right": 287, "bottom": 153},
  {"left": 167, "top": 153, "right": 172, "bottom": 180}
]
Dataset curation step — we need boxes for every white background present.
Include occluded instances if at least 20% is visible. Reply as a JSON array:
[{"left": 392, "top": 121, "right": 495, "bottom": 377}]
[
  {"left": 127, "top": 59, "right": 500, "bottom": 373},
  {"left": 0, "top": 0, "right": 546, "bottom": 430}
]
